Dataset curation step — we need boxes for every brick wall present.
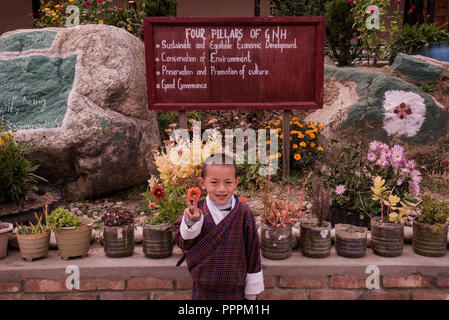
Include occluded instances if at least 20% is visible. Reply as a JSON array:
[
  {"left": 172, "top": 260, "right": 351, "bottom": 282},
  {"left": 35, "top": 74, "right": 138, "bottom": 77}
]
[{"left": 1, "top": 273, "right": 449, "bottom": 300}]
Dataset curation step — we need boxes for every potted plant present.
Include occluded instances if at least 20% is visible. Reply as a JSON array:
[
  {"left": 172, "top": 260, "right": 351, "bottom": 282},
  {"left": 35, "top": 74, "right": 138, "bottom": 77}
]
[
  {"left": 142, "top": 179, "right": 187, "bottom": 258},
  {"left": 16, "top": 205, "right": 51, "bottom": 261},
  {"left": 300, "top": 183, "right": 332, "bottom": 258},
  {"left": 413, "top": 194, "right": 449, "bottom": 257},
  {"left": 101, "top": 209, "right": 135, "bottom": 258},
  {"left": 261, "top": 173, "right": 310, "bottom": 260},
  {"left": 47, "top": 207, "right": 93, "bottom": 260},
  {"left": 0, "top": 220, "right": 13, "bottom": 259},
  {"left": 335, "top": 224, "right": 368, "bottom": 258},
  {"left": 370, "top": 176, "right": 418, "bottom": 257}
]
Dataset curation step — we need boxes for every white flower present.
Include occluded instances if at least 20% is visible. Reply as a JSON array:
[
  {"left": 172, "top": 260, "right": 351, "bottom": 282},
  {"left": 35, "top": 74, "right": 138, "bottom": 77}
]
[{"left": 382, "top": 90, "right": 426, "bottom": 137}]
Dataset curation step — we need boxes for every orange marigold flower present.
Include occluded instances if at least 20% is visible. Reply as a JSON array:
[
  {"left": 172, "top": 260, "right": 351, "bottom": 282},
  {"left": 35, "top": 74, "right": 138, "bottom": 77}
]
[
  {"left": 309, "top": 133, "right": 315, "bottom": 139},
  {"left": 187, "top": 187, "right": 202, "bottom": 200},
  {"left": 299, "top": 141, "right": 307, "bottom": 148},
  {"left": 310, "top": 142, "right": 316, "bottom": 148},
  {"left": 317, "top": 147, "right": 324, "bottom": 151},
  {"left": 277, "top": 128, "right": 281, "bottom": 132},
  {"left": 294, "top": 153, "right": 301, "bottom": 161},
  {"left": 318, "top": 124, "right": 324, "bottom": 130},
  {"left": 293, "top": 144, "right": 298, "bottom": 149},
  {"left": 277, "top": 152, "right": 281, "bottom": 158},
  {"left": 265, "top": 125, "right": 271, "bottom": 129},
  {"left": 305, "top": 130, "right": 312, "bottom": 135}
]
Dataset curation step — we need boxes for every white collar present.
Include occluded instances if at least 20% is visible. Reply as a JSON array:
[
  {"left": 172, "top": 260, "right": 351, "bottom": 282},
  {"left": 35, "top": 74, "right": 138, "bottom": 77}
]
[{"left": 205, "top": 194, "right": 236, "bottom": 225}]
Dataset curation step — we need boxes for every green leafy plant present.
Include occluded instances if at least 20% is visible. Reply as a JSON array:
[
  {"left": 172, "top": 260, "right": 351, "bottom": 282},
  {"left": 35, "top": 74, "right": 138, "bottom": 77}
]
[
  {"left": 47, "top": 208, "right": 81, "bottom": 231},
  {"left": 389, "top": 23, "right": 449, "bottom": 62},
  {"left": 140, "top": 0, "right": 177, "bottom": 17},
  {"left": 416, "top": 194, "right": 449, "bottom": 227},
  {"left": 143, "top": 180, "right": 187, "bottom": 225},
  {"left": 17, "top": 205, "right": 49, "bottom": 235},
  {"left": 418, "top": 141, "right": 449, "bottom": 176},
  {"left": 418, "top": 81, "right": 435, "bottom": 93},
  {"left": 271, "top": 0, "right": 329, "bottom": 16},
  {"left": 0, "top": 117, "right": 48, "bottom": 204},
  {"left": 441, "top": 70, "right": 449, "bottom": 80},
  {"left": 236, "top": 152, "right": 266, "bottom": 192},
  {"left": 325, "top": 0, "right": 360, "bottom": 66}
]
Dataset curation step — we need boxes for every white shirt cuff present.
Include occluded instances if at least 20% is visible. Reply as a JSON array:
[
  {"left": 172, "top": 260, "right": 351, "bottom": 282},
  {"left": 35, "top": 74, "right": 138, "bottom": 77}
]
[
  {"left": 244, "top": 270, "right": 264, "bottom": 295},
  {"left": 180, "top": 212, "right": 203, "bottom": 240},
  {"left": 245, "top": 293, "right": 257, "bottom": 300}
]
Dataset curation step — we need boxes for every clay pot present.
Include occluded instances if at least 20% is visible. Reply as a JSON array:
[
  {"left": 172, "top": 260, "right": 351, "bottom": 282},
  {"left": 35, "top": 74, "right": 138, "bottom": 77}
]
[
  {"left": 103, "top": 224, "right": 134, "bottom": 258},
  {"left": 300, "top": 219, "right": 331, "bottom": 258},
  {"left": 17, "top": 230, "right": 51, "bottom": 262},
  {"left": 54, "top": 217, "right": 93, "bottom": 260},
  {"left": 335, "top": 224, "right": 367, "bottom": 258},
  {"left": 371, "top": 216, "right": 404, "bottom": 257},
  {"left": 413, "top": 220, "right": 448, "bottom": 257},
  {"left": 0, "top": 222, "right": 13, "bottom": 259},
  {"left": 143, "top": 223, "right": 174, "bottom": 259},
  {"left": 260, "top": 222, "right": 292, "bottom": 260}
]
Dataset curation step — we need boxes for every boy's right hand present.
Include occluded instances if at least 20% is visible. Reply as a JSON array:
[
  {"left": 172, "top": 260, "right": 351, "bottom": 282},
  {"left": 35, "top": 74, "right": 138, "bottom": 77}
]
[{"left": 184, "top": 195, "right": 201, "bottom": 220}]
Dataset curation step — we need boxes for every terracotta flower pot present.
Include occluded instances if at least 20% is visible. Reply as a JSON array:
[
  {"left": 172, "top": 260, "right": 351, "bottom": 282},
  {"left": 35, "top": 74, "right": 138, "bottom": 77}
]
[
  {"left": 54, "top": 218, "right": 93, "bottom": 260},
  {"left": 300, "top": 219, "right": 331, "bottom": 258},
  {"left": 260, "top": 222, "right": 292, "bottom": 260},
  {"left": 335, "top": 224, "right": 367, "bottom": 258},
  {"left": 0, "top": 222, "right": 13, "bottom": 259},
  {"left": 17, "top": 230, "right": 51, "bottom": 262},
  {"left": 143, "top": 223, "right": 173, "bottom": 259},
  {"left": 413, "top": 220, "right": 448, "bottom": 257},
  {"left": 371, "top": 216, "right": 404, "bottom": 257},
  {"left": 103, "top": 224, "right": 134, "bottom": 258}
]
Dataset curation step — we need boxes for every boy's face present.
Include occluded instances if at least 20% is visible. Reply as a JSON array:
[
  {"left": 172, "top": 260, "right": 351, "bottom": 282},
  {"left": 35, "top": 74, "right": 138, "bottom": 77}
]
[{"left": 198, "top": 164, "right": 240, "bottom": 205}]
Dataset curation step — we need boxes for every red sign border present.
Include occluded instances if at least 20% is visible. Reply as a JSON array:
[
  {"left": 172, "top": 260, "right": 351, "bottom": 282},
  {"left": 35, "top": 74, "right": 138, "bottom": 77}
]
[{"left": 144, "top": 17, "right": 325, "bottom": 111}]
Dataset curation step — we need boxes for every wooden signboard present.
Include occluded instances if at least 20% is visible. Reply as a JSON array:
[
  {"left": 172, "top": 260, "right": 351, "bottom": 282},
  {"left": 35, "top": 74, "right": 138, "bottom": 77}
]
[{"left": 144, "top": 17, "right": 325, "bottom": 110}]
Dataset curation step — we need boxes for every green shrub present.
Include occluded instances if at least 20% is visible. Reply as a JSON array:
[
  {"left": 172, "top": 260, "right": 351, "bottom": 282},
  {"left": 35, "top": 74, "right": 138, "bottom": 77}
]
[
  {"left": 0, "top": 118, "right": 47, "bottom": 204},
  {"left": 140, "top": 0, "right": 177, "bottom": 17},
  {"left": 47, "top": 208, "right": 81, "bottom": 231},
  {"left": 236, "top": 152, "right": 266, "bottom": 192},
  {"left": 325, "top": 0, "right": 360, "bottom": 66},
  {"left": 390, "top": 23, "right": 449, "bottom": 62},
  {"left": 417, "top": 194, "right": 449, "bottom": 226},
  {"left": 270, "top": 0, "right": 329, "bottom": 16}
]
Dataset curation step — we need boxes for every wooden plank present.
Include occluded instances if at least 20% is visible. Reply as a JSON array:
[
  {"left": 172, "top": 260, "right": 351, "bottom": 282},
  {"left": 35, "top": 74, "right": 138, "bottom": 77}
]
[{"left": 144, "top": 17, "right": 325, "bottom": 111}]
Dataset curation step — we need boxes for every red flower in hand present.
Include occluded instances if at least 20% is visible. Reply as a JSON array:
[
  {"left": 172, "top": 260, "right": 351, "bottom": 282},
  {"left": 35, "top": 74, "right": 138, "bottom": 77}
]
[
  {"left": 151, "top": 186, "right": 165, "bottom": 200},
  {"left": 187, "top": 187, "right": 202, "bottom": 201},
  {"left": 240, "top": 197, "right": 248, "bottom": 204}
]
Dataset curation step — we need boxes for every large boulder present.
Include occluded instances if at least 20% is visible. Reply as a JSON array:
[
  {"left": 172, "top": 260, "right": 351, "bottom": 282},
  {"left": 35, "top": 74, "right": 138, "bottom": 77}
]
[
  {"left": 0, "top": 25, "right": 160, "bottom": 198},
  {"left": 391, "top": 53, "right": 442, "bottom": 81},
  {"left": 306, "top": 65, "right": 449, "bottom": 156}
]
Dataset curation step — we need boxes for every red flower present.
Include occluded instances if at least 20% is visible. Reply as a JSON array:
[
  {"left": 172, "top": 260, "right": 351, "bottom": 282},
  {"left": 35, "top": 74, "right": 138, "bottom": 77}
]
[
  {"left": 28, "top": 13, "right": 33, "bottom": 18},
  {"left": 97, "top": 0, "right": 104, "bottom": 2},
  {"left": 115, "top": 7, "right": 122, "bottom": 12},
  {"left": 148, "top": 202, "right": 157, "bottom": 209},
  {"left": 240, "top": 197, "right": 248, "bottom": 204},
  {"left": 411, "top": 4, "right": 416, "bottom": 8},
  {"left": 187, "top": 187, "right": 202, "bottom": 201},
  {"left": 151, "top": 186, "right": 165, "bottom": 200},
  {"left": 84, "top": 1, "right": 92, "bottom": 7}
]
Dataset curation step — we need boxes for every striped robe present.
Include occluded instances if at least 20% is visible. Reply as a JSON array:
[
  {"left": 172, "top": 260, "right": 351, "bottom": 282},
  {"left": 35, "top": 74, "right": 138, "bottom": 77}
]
[{"left": 173, "top": 196, "right": 262, "bottom": 300}]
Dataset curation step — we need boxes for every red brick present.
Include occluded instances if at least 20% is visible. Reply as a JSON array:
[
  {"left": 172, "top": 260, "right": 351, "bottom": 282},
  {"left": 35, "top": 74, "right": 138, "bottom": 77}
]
[
  {"left": 99, "top": 291, "right": 149, "bottom": 300},
  {"left": 95, "top": 280, "right": 125, "bottom": 291},
  {"left": 330, "top": 275, "right": 365, "bottom": 289},
  {"left": 127, "top": 277, "right": 173, "bottom": 290},
  {"left": 412, "top": 290, "right": 449, "bottom": 300},
  {"left": 279, "top": 277, "right": 327, "bottom": 289},
  {"left": 264, "top": 276, "right": 276, "bottom": 289},
  {"left": 436, "top": 276, "right": 449, "bottom": 287},
  {"left": 310, "top": 289, "right": 360, "bottom": 300},
  {"left": 258, "top": 289, "right": 307, "bottom": 300},
  {"left": 24, "top": 280, "right": 69, "bottom": 293},
  {"left": 360, "top": 289, "right": 410, "bottom": 300},
  {"left": 0, "top": 282, "right": 20, "bottom": 293},
  {"left": 79, "top": 280, "right": 97, "bottom": 291},
  {"left": 0, "top": 293, "right": 46, "bottom": 300},
  {"left": 383, "top": 274, "right": 431, "bottom": 288},
  {"left": 175, "top": 280, "right": 192, "bottom": 289},
  {"left": 47, "top": 293, "right": 98, "bottom": 300},
  {"left": 151, "top": 291, "right": 192, "bottom": 300}
]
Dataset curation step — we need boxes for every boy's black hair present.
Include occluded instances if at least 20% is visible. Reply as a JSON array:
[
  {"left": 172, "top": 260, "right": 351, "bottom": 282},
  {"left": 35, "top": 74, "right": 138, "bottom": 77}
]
[{"left": 201, "top": 153, "right": 238, "bottom": 178}]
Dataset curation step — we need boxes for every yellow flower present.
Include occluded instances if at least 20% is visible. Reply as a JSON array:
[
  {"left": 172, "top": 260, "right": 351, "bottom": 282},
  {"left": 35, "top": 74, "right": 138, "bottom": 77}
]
[
  {"left": 277, "top": 152, "right": 281, "bottom": 158},
  {"left": 51, "top": 10, "right": 56, "bottom": 15},
  {"left": 99, "top": 20, "right": 104, "bottom": 24},
  {"left": 299, "top": 141, "right": 307, "bottom": 148},
  {"left": 51, "top": 18, "right": 55, "bottom": 21},
  {"left": 55, "top": 4, "right": 60, "bottom": 8},
  {"left": 69, "top": 0, "right": 74, "bottom": 2},
  {"left": 279, "top": 134, "right": 283, "bottom": 139},
  {"left": 309, "top": 125, "right": 315, "bottom": 129},
  {"left": 265, "top": 125, "right": 271, "bottom": 129},
  {"left": 293, "top": 144, "right": 298, "bottom": 149},
  {"left": 310, "top": 142, "right": 316, "bottom": 148},
  {"left": 290, "top": 130, "right": 296, "bottom": 135},
  {"left": 266, "top": 140, "right": 271, "bottom": 145},
  {"left": 289, "top": 121, "right": 292, "bottom": 125},
  {"left": 289, "top": 137, "right": 292, "bottom": 141},
  {"left": 294, "top": 153, "right": 301, "bottom": 161},
  {"left": 309, "top": 133, "right": 315, "bottom": 139},
  {"left": 127, "top": 27, "right": 132, "bottom": 31},
  {"left": 44, "top": 8, "right": 50, "bottom": 11},
  {"left": 317, "top": 147, "right": 324, "bottom": 151},
  {"left": 318, "top": 124, "right": 324, "bottom": 130},
  {"left": 0, "top": 140, "right": 4, "bottom": 147},
  {"left": 292, "top": 117, "right": 299, "bottom": 121}
]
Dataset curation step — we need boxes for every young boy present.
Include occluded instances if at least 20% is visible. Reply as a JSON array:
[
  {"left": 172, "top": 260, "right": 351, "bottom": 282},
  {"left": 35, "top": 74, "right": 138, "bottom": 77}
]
[{"left": 173, "top": 153, "right": 264, "bottom": 300}]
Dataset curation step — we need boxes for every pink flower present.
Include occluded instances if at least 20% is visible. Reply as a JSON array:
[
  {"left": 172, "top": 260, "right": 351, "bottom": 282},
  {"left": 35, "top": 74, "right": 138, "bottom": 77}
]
[
  {"left": 443, "top": 160, "right": 449, "bottom": 168},
  {"left": 369, "top": 140, "right": 381, "bottom": 151},
  {"left": 411, "top": 170, "right": 422, "bottom": 185},
  {"left": 84, "top": 1, "right": 92, "bottom": 7},
  {"left": 367, "top": 152, "right": 377, "bottom": 162},
  {"left": 395, "top": 0, "right": 401, "bottom": 3},
  {"left": 376, "top": 157, "right": 388, "bottom": 168},
  {"left": 348, "top": 0, "right": 355, "bottom": 2},
  {"left": 335, "top": 185, "right": 346, "bottom": 195},
  {"left": 397, "top": 178, "right": 404, "bottom": 186},
  {"left": 115, "top": 7, "right": 122, "bottom": 12},
  {"left": 405, "top": 159, "right": 417, "bottom": 170},
  {"left": 97, "top": 0, "right": 104, "bottom": 2}
]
